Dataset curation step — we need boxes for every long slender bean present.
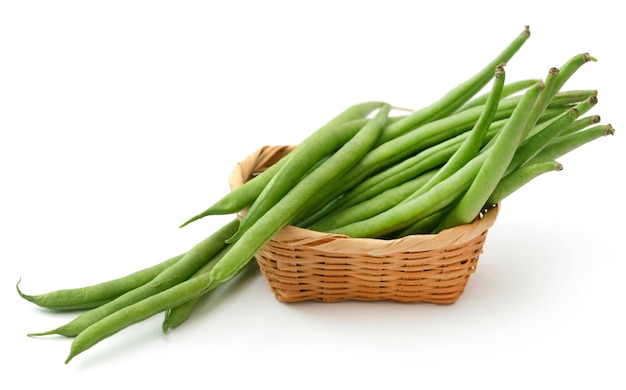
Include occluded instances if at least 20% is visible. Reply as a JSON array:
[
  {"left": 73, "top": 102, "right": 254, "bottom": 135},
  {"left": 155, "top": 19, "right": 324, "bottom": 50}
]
[
  {"left": 558, "top": 114, "right": 601, "bottom": 136},
  {"left": 487, "top": 160, "right": 563, "bottom": 205},
  {"left": 16, "top": 254, "right": 183, "bottom": 311},
  {"left": 457, "top": 78, "right": 540, "bottom": 112},
  {"left": 528, "top": 124, "right": 615, "bottom": 164}
]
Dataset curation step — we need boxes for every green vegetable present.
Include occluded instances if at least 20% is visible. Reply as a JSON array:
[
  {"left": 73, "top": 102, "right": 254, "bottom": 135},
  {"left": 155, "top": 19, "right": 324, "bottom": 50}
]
[
  {"left": 435, "top": 80, "right": 544, "bottom": 231},
  {"left": 18, "top": 26, "right": 616, "bottom": 364},
  {"left": 16, "top": 254, "right": 183, "bottom": 311},
  {"left": 28, "top": 218, "right": 239, "bottom": 337}
]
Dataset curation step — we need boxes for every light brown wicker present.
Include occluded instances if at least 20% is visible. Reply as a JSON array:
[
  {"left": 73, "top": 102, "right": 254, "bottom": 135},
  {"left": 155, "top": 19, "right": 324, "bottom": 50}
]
[{"left": 229, "top": 145, "right": 499, "bottom": 304}]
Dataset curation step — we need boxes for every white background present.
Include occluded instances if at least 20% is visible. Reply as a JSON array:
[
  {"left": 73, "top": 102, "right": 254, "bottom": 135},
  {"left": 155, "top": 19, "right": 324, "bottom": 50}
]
[{"left": 1, "top": 1, "right": 624, "bottom": 388}]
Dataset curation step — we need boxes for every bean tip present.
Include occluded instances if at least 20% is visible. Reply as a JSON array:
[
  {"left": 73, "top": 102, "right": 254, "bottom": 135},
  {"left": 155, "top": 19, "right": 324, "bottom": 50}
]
[
  {"left": 568, "top": 108, "right": 580, "bottom": 120},
  {"left": 583, "top": 53, "right": 598, "bottom": 63},
  {"left": 536, "top": 80, "right": 546, "bottom": 91},
  {"left": 549, "top": 67, "right": 560, "bottom": 77},
  {"left": 523, "top": 25, "right": 531, "bottom": 37},
  {"left": 495, "top": 63, "right": 506, "bottom": 76},
  {"left": 605, "top": 124, "right": 615, "bottom": 136}
]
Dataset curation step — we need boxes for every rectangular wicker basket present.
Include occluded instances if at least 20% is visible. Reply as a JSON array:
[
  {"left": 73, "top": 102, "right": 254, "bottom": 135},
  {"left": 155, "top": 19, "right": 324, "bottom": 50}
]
[{"left": 230, "top": 145, "right": 499, "bottom": 304}]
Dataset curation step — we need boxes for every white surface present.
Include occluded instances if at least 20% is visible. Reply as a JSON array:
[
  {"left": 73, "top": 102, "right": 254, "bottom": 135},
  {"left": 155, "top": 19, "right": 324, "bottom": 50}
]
[{"left": 1, "top": 1, "right": 624, "bottom": 389}]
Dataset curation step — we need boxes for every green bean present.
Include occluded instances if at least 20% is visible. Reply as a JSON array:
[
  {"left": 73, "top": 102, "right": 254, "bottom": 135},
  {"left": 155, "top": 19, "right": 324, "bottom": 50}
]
[
  {"left": 16, "top": 254, "right": 183, "bottom": 311},
  {"left": 208, "top": 105, "right": 391, "bottom": 287},
  {"left": 296, "top": 88, "right": 594, "bottom": 226},
  {"left": 307, "top": 64, "right": 505, "bottom": 232},
  {"left": 294, "top": 96, "right": 583, "bottom": 229},
  {"left": 393, "top": 204, "right": 455, "bottom": 237},
  {"left": 65, "top": 266, "right": 222, "bottom": 363},
  {"left": 558, "top": 114, "right": 601, "bottom": 136},
  {"left": 329, "top": 152, "right": 489, "bottom": 238},
  {"left": 298, "top": 128, "right": 482, "bottom": 227},
  {"left": 179, "top": 150, "right": 293, "bottom": 227},
  {"left": 179, "top": 101, "right": 385, "bottom": 228},
  {"left": 308, "top": 169, "right": 439, "bottom": 232},
  {"left": 520, "top": 53, "right": 596, "bottom": 140},
  {"left": 29, "top": 218, "right": 239, "bottom": 337},
  {"left": 518, "top": 67, "right": 561, "bottom": 140},
  {"left": 179, "top": 118, "right": 371, "bottom": 227},
  {"left": 227, "top": 101, "right": 386, "bottom": 243},
  {"left": 62, "top": 105, "right": 393, "bottom": 362},
  {"left": 293, "top": 98, "right": 519, "bottom": 226},
  {"left": 162, "top": 244, "right": 232, "bottom": 333},
  {"left": 457, "top": 78, "right": 540, "bottom": 112},
  {"left": 552, "top": 53, "right": 597, "bottom": 93},
  {"left": 528, "top": 124, "right": 615, "bottom": 164},
  {"left": 403, "top": 64, "right": 506, "bottom": 204},
  {"left": 506, "top": 94, "right": 597, "bottom": 175},
  {"left": 435, "top": 81, "right": 543, "bottom": 231},
  {"left": 487, "top": 160, "right": 563, "bottom": 205},
  {"left": 377, "top": 26, "right": 530, "bottom": 144}
]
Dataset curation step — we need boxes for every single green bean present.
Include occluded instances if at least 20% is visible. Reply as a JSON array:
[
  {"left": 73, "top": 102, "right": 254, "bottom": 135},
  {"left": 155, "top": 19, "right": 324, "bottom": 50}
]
[
  {"left": 29, "top": 218, "right": 239, "bottom": 337},
  {"left": 16, "top": 254, "right": 183, "bottom": 311},
  {"left": 436, "top": 81, "right": 543, "bottom": 231},
  {"left": 457, "top": 78, "right": 540, "bottom": 112},
  {"left": 179, "top": 150, "right": 293, "bottom": 227},
  {"left": 487, "top": 160, "right": 563, "bottom": 205},
  {"left": 558, "top": 114, "right": 601, "bottom": 136},
  {"left": 528, "top": 124, "right": 615, "bottom": 164}
]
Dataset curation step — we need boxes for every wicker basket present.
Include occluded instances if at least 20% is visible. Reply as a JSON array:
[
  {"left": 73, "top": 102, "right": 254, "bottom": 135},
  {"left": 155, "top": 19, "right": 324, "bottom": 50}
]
[{"left": 229, "top": 145, "right": 499, "bottom": 304}]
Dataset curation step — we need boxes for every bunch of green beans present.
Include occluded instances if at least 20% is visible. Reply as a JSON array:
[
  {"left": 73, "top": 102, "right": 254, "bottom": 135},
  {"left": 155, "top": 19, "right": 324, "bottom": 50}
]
[{"left": 18, "top": 26, "right": 615, "bottom": 364}]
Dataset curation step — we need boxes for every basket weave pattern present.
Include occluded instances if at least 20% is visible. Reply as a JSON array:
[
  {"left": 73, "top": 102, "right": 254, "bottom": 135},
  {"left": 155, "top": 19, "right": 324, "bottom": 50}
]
[{"left": 230, "top": 145, "right": 499, "bottom": 304}]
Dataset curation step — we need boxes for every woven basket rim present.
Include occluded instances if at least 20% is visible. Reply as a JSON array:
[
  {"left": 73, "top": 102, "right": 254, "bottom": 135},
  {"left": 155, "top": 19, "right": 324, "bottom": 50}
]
[{"left": 229, "top": 144, "right": 499, "bottom": 256}]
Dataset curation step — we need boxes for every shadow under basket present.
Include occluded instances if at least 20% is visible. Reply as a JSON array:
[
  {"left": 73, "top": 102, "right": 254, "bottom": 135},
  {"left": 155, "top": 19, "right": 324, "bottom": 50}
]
[{"left": 230, "top": 145, "right": 499, "bottom": 304}]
